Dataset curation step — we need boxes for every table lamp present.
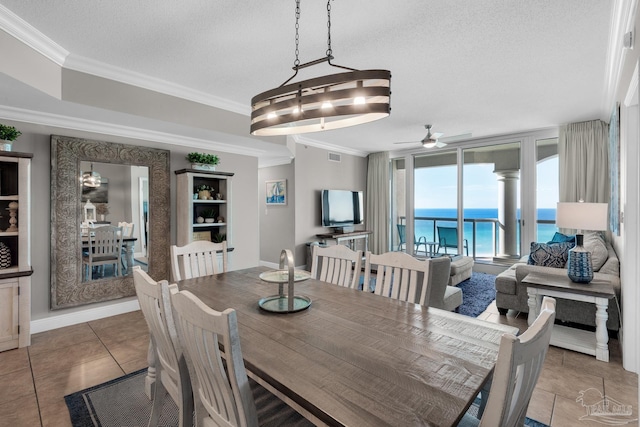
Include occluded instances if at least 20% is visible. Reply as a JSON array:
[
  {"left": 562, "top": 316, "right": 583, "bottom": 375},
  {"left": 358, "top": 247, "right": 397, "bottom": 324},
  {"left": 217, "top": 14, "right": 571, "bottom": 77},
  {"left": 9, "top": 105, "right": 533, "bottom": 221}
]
[{"left": 556, "top": 202, "right": 608, "bottom": 283}]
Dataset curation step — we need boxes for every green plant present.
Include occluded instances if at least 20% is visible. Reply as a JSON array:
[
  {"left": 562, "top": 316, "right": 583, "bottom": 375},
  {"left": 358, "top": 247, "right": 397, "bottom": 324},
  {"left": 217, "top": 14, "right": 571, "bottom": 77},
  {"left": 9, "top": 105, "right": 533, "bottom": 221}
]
[
  {"left": 200, "top": 208, "right": 216, "bottom": 218},
  {"left": 0, "top": 124, "right": 21, "bottom": 141},
  {"left": 187, "top": 152, "right": 219, "bottom": 165},
  {"left": 195, "top": 184, "right": 213, "bottom": 192},
  {"left": 212, "top": 233, "right": 227, "bottom": 243}
]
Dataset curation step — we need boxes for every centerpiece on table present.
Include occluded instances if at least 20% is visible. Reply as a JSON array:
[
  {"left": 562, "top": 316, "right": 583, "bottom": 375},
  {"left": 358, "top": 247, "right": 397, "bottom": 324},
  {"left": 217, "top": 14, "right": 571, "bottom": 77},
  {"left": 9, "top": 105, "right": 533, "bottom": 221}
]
[
  {"left": 0, "top": 124, "right": 22, "bottom": 152},
  {"left": 187, "top": 152, "right": 219, "bottom": 172}
]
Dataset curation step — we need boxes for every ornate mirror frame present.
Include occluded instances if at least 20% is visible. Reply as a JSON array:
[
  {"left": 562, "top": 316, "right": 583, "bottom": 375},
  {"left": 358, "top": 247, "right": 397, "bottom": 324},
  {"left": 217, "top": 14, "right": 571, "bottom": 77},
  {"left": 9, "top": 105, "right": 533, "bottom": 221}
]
[{"left": 50, "top": 135, "right": 170, "bottom": 309}]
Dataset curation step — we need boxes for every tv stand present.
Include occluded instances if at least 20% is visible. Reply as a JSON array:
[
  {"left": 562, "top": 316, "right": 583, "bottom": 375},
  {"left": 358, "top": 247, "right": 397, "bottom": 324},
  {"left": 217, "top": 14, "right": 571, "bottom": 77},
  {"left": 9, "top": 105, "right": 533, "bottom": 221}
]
[
  {"left": 316, "top": 230, "right": 372, "bottom": 252},
  {"left": 330, "top": 226, "right": 355, "bottom": 234}
]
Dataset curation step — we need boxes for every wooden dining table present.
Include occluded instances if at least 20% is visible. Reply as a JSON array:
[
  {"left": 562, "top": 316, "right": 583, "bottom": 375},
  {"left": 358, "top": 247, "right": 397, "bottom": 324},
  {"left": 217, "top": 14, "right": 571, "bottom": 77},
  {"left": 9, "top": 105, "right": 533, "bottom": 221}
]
[{"left": 176, "top": 266, "right": 519, "bottom": 427}]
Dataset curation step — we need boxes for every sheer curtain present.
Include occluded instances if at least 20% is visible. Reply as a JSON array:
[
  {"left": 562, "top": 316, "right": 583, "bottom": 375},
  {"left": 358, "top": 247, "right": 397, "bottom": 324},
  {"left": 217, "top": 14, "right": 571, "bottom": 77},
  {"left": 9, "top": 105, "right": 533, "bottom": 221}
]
[
  {"left": 366, "top": 152, "right": 389, "bottom": 254},
  {"left": 559, "top": 120, "right": 609, "bottom": 203}
]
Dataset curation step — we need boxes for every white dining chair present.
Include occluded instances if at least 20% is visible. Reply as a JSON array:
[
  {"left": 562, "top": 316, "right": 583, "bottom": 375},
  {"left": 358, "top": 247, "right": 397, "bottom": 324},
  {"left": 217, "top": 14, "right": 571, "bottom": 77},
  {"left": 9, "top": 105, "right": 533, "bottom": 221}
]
[
  {"left": 170, "top": 240, "right": 228, "bottom": 282},
  {"left": 310, "top": 244, "right": 363, "bottom": 289},
  {"left": 458, "top": 296, "right": 556, "bottom": 427},
  {"left": 363, "top": 251, "right": 431, "bottom": 305},
  {"left": 133, "top": 267, "right": 194, "bottom": 427},
  {"left": 82, "top": 225, "right": 122, "bottom": 280},
  {"left": 170, "top": 288, "right": 313, "bottom": 427},
  {"left": 117, "top": 221, "right": 135, "bottom": 271}
]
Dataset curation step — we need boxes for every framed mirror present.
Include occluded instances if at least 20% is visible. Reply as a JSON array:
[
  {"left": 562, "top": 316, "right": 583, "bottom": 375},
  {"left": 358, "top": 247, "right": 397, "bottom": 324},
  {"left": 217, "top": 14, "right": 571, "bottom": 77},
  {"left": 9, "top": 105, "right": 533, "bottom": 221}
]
[{"left": 50, "top": 135, "right": 170, "bottom": 309}]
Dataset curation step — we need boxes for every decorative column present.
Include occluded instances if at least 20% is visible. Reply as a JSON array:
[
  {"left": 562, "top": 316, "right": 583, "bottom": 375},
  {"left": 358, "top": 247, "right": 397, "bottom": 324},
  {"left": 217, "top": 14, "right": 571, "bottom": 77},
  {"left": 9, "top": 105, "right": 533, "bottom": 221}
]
[{"left": 495, "top": 170, "right": 519, "bottom": 258}]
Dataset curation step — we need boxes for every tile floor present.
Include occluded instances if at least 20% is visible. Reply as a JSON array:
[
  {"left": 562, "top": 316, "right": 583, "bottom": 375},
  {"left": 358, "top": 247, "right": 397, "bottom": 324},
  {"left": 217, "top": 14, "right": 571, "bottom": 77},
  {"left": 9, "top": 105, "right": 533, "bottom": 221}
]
[{"left": 0, "top": 303, "right": 637, "bottom": 427}]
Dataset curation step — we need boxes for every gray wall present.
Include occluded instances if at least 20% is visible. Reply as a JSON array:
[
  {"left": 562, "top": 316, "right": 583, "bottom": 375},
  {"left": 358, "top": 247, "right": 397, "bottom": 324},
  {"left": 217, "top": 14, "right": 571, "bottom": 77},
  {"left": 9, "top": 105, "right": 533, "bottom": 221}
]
[
  {"left": 259, "top": 144, "right": 368, "bottom": 266},
  {"left": 1, "top": 119, "right": 258, "bottom": 321}
]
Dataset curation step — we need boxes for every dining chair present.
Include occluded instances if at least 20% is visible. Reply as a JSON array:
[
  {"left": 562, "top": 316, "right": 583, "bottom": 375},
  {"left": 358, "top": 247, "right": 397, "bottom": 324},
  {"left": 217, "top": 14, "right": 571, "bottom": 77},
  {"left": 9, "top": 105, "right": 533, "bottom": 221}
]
[
  {"left": 363, "top": 251, "right": 431, "bottom": 305},
  {"left": 426, "top": 256, "right": 463, "bottom": 311},
  {"left": 82, "top": 225, "right": 122, "bottom": 280},
  {"left": 170, "top": 240, "right": 228, "bottom": 282},
  {"left": 397, "top": 224, "right": 429, "bottom": 254},
  {"left": 132, "top": 267, "right": 194, "bottom": 427},
  {"left": 117, "top": 221, "right": 135, "bottom": 271},
  {"left": 458, "top": 296, "right": 556, "bottom": 427},
  {"left": 169, "top": 288, "right": 313, "bottom": 427},
  {"left": 437, "top": 225, "right": 469, "bottom": 256},
  {"left": 310, "top": 244, "right": 363, "bottom": 289}
]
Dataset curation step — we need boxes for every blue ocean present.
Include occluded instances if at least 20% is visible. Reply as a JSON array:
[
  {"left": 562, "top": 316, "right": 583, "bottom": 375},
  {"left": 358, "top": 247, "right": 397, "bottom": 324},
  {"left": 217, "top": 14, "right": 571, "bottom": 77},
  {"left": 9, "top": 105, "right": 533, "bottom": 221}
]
[{"left": 413, "top": 208, "right": 557, "bottom": 256}]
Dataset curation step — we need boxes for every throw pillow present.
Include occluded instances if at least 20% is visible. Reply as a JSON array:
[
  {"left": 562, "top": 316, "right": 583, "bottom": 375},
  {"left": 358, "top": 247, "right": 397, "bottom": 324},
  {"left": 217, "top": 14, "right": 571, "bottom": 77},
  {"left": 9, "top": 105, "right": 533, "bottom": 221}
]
[
  {"left": 547, "top": 232, "right": 576, "bottom": 245},
  {"left": 583, "top": 231, "right": 608, "bottom": 271},
  {"left": 528, "top": 242, "right": 574, "bottom": 268}
]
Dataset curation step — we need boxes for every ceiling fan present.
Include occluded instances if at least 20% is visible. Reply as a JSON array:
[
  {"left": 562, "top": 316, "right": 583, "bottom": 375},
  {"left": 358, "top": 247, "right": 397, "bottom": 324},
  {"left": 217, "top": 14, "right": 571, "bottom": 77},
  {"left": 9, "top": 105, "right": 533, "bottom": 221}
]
[{"left": 394, "top": 124, "right": 447, "bottom": 149}]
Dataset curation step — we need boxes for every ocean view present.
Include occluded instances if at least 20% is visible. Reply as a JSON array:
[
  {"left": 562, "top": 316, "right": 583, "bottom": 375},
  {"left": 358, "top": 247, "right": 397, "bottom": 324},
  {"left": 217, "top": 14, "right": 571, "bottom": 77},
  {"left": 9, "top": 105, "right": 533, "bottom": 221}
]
[{"left": 413, "top": 208, "right": 558, "bottom": 256}]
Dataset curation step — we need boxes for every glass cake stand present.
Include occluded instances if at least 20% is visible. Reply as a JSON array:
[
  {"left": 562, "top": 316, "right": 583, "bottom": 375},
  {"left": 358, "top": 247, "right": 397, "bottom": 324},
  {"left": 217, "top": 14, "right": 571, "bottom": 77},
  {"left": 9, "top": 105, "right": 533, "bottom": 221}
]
[{"left": 258, "top": 249, "right": 311, "bottom": 313}]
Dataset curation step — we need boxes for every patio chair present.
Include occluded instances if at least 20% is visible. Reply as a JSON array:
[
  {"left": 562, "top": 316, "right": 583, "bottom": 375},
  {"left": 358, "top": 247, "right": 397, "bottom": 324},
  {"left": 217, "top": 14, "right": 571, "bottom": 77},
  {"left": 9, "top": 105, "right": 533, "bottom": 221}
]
[
  {"left": 458, "top": 297, "right": 556, "bottom": 427},
  {"left": 170, "top": 240, "right": 228, "bottom": 282},
  {"left": 310, "top": 244, "right": 363, "bottom": 289},
  {"left": 437, "top": 226, "right": 469, "bottom": 256},
  {"left": 397, "top": 224, "right": 428, "bottom": 255}
]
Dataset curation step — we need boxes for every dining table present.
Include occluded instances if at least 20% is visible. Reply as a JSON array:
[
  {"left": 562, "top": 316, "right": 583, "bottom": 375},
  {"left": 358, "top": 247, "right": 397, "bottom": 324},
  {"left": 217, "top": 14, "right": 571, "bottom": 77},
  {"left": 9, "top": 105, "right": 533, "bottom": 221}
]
[{"left": 174, "top": 266, "right": 520, "bottom": 427}]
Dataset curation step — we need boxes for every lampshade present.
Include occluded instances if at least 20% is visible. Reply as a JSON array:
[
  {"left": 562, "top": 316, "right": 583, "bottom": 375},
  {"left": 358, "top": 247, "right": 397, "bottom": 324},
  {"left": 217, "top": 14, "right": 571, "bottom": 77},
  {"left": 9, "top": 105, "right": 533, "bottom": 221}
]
[
  {"left": 250, "top": 0, "right": 391, "bottom": 136},
  {"left": 82, "top": 163, "right": 101, "bottom": 188},
  {"left": 556, "top": 202, "right": 608, "bottom": 231}
]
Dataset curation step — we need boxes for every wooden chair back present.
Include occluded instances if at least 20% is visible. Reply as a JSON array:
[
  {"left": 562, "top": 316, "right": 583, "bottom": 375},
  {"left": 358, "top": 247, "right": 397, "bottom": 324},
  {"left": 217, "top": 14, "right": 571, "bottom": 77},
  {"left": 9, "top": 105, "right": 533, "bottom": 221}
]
[
  {"left": 170, "top": 288, "right": 259, "bottom": 427},
  {"left": 310, "top": 244, "right": 363, "bottom": 289},
  {"left": 84, "top": 226, "right": 123, "bottom": 278},
  {"left": 132, "top": 267, "right": 193, "bottom": 427},
  {"left": 363, "top": 251, "right": 431, "bottom": 305},
  {"left": 170, "top": 240, "right": 228, "bottom": 282},
  {"left": 480, "top": 297, "right": 556, "bottom": 427},
  {"left": 117, "top": 221, "right": 135, "bottom": 238}
]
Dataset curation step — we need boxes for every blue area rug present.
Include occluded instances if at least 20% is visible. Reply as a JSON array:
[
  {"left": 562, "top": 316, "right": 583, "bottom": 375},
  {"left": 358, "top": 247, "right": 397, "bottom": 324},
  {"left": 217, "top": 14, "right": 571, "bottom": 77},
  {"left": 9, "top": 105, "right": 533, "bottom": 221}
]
[
  {"left": 469, "top": 397, "right": 549, "bottom": 427},
  {"left": 457, "top": 271, "right": 497, "bottom": 318}
]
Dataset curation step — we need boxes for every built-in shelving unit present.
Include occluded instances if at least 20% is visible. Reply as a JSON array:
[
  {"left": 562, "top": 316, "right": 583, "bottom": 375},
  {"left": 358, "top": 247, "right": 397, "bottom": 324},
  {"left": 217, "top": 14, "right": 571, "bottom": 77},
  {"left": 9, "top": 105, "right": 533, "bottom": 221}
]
[
  {"left": 175, "top": 169, "right": 233, "bottom": 248},
  {"left": 0, "top": 152, "right": 32, "bottom": 352}
]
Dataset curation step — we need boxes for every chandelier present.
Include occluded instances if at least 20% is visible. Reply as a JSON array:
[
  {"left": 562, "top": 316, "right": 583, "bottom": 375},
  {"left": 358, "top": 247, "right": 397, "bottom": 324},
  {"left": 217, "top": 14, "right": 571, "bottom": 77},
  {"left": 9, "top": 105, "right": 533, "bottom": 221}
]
[
  {"left": 82, "top": 163, "right": 101, "bottom": 188},
  {"left": 250, "top": 0, "right": 391, "bottom": 136}
]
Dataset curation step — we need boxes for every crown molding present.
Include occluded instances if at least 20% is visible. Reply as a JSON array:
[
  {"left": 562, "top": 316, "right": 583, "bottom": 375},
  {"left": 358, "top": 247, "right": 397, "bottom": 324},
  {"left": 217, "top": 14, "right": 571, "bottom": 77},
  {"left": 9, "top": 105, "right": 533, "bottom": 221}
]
[
  {"left": 291, "top": 134, "right": 368, "bottom": 158},
  {"left": 603, "top": 0, "right": 638, "bottom": 118},
  {"left": 0, "top": 105, "right": 267, "bottom": 157},
  {"left": 0, "top": 4, "right": 68, "bottom": 65},
  {"left": 63, "top": 54, "right": 250, "bottom": 116},
  {"left": 258, "top": 155, "right": 294, "bottom": 168}
]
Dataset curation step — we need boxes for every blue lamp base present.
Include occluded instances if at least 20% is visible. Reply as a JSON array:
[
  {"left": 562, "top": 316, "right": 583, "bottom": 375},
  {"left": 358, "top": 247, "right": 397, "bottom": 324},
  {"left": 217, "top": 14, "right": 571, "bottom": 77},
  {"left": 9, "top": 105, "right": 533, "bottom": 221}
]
[{"left": 566, "top": 234, "right": 593, "bottom": 283}]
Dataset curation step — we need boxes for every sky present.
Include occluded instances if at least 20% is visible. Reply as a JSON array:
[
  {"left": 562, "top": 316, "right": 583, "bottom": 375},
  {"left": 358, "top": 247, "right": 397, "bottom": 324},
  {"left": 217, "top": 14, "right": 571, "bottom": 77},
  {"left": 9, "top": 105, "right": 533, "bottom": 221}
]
[{"left": 414, "top": 156, "right": 559, "bottom": 210}]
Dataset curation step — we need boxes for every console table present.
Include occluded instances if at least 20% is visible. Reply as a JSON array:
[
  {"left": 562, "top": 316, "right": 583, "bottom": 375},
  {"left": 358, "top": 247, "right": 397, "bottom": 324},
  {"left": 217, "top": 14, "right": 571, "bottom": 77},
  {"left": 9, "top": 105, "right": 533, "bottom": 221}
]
[
  {"left": 316, "top": 230, "right": 372, "bottom": 252},
  {"left": 522, "top": 272, "right": 615, "bottom": 362}
]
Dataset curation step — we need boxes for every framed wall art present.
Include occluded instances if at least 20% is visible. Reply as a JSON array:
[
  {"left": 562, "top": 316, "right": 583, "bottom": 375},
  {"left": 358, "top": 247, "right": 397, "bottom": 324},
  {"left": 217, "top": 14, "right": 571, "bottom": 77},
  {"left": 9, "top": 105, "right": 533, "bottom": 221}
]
[{"left": 266, "top": 179, "right": 287, "bottom": 205}]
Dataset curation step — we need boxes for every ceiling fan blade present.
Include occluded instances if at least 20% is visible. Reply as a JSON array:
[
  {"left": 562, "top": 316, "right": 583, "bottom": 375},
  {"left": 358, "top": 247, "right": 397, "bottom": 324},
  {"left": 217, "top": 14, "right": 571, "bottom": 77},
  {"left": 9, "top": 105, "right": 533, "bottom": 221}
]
[
  {"left": 432, "top": 132, "right": 444, "bottom": 139},
  {"left": 393, "top": 141, "right": 420, "bottom": 145},
  {"left": 438, "top": 133, "right": 472, "bottom": 143},
  {"left": 435, "top": 141, "right": 448, "bottom": 148}
]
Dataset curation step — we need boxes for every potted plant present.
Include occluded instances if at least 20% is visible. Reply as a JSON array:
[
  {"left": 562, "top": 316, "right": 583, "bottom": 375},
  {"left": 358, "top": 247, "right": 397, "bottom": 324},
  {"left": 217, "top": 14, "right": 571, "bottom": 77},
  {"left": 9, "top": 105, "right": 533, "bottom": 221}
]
[
  {"left": 212, "top": 233, "right": 227, "bottom": 243},
  {"left": 0, "top": 124, "right": 22, "bottom": 152},
  {"left": 187, "top": 152, "right": 220, "bottom": 171},
  {"left": 200, "top": 208, "right": 216, "bottom": 223},
  {"left": 195, "top": 184, "right": 213, "bottom": 200}
]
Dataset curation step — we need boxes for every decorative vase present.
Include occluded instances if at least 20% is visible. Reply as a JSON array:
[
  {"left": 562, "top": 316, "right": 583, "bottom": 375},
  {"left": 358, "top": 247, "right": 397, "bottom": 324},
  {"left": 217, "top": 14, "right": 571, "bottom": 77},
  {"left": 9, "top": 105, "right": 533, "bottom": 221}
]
[
  {"left": 0, "top": 140, "right": 12, "bottom": 152},
  {"left": 196, "top": 216, "right": 204, "bottom": 224},
  {"left": 191, "top": 163, "right": 216, "bottom": 172},
  {"left": 205, "top": 218, "right": 215, "bottom": 223},
  {"left": 198, "top": 190, "right": 211, "bottom": 200},
  {"left": 0, "top": 242, "right": 11, "bottom": 268}
]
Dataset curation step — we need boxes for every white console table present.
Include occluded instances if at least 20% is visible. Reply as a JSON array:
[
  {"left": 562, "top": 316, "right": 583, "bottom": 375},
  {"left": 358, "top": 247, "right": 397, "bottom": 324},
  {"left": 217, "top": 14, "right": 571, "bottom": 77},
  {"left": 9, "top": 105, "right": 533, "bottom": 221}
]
[
  {"left": 522, "top": 272, "right": 615, "bottom": 362},
  {"left": 316, "top": 230, "right": 372, "bottom": 252}
]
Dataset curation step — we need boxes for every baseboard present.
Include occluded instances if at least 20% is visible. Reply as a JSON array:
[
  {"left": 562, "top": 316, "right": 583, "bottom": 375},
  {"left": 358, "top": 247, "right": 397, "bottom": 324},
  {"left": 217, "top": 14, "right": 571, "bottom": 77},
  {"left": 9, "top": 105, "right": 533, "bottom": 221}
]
[{"left": 30, "top": 299, "right": 141, "bottom": 334}]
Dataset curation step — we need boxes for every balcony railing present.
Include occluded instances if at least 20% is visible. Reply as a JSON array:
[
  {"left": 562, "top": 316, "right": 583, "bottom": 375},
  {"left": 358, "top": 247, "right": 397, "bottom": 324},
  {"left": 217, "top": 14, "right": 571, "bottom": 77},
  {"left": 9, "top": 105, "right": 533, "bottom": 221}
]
[{"left": 397, "top": 216, "right": 557, "bottom": 259}]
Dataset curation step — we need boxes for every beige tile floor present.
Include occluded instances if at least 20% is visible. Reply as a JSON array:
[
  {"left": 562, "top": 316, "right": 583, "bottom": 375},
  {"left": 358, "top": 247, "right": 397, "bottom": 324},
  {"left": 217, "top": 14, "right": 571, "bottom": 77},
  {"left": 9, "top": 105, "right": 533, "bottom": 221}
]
[{"left": 0, "top": 304, "right": 637, "bottom": 427}]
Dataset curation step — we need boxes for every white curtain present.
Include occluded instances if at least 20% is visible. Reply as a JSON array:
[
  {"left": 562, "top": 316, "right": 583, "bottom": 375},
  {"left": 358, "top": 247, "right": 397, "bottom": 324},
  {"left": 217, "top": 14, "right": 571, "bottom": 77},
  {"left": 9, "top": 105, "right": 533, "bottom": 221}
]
[
  {"left": 559, "top": 120, "right": 609, "bottom": 203},
  {"left": 366, "top": 152, "right": 389, "bottom": 254}
]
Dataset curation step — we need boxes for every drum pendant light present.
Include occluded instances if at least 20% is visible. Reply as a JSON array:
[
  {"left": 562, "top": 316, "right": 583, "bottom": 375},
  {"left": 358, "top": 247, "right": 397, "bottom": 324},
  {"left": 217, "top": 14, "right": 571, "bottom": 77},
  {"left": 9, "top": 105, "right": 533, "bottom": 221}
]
[{"left": 250, "top": 0, "right": 391, "bottom": 136}]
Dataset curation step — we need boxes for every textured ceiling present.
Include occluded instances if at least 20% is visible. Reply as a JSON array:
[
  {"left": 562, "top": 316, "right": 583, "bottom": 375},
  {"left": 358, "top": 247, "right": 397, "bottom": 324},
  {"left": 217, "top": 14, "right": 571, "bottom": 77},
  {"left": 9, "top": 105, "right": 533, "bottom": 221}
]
[{"left": 0, "top": 0, "right": 614, "bottom": 157}]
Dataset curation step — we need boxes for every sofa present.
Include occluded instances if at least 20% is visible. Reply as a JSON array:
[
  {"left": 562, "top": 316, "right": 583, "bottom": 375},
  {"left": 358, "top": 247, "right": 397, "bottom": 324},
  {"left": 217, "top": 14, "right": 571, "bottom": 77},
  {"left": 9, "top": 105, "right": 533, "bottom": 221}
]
[{"left": 494, "top": 232, "right": 621, "bottom": 331}]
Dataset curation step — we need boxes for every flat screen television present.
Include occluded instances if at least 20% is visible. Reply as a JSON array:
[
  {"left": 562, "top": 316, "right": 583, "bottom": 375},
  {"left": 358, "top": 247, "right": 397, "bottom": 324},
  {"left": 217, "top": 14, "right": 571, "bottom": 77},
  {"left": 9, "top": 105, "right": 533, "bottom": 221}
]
[{"left": 321, "top": 189, "right": 364, "bottom": 229}]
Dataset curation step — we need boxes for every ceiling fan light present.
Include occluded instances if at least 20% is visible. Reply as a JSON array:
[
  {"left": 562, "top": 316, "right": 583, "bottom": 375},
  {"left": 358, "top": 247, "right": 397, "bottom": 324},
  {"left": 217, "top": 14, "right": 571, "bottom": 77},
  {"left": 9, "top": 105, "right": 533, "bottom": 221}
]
[{"left": 422, "top": 141, "right": 437, "bottom": 149}]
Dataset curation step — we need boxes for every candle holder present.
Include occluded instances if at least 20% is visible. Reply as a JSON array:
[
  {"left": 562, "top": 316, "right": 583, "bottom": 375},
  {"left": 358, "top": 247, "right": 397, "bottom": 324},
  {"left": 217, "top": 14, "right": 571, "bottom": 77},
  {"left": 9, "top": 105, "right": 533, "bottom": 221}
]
[{"left": 6, "top": 201, "right": 18, "bottom": 232}]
